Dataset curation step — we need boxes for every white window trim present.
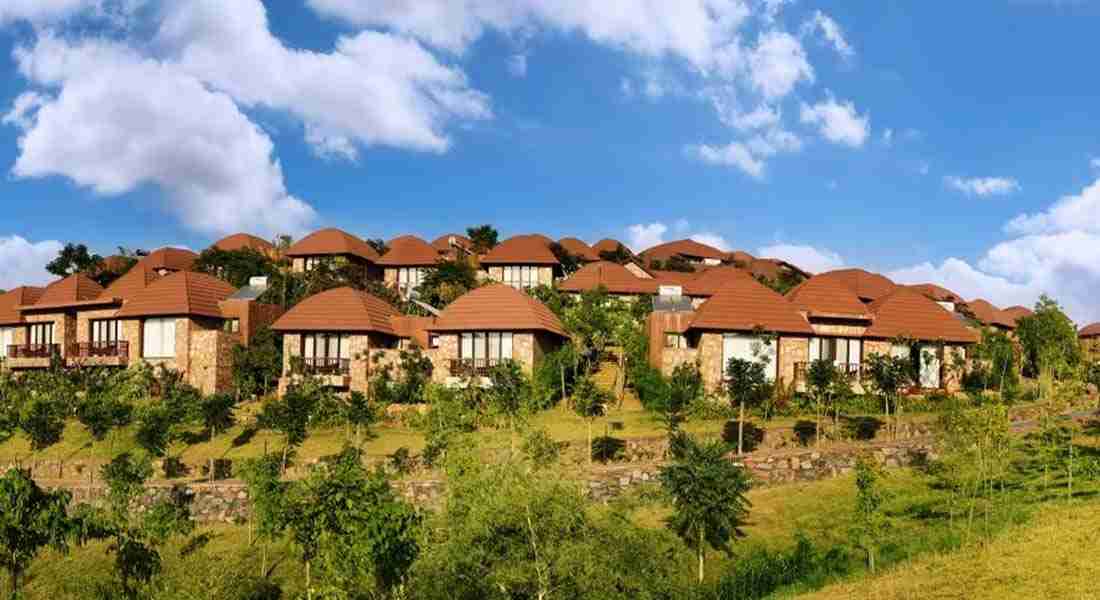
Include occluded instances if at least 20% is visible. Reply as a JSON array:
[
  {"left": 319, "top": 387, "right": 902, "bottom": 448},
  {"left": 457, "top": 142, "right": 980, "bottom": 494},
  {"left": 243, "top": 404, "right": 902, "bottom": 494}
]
[{"left": 142, "top": 318, "right": 177, "bottom": 359}]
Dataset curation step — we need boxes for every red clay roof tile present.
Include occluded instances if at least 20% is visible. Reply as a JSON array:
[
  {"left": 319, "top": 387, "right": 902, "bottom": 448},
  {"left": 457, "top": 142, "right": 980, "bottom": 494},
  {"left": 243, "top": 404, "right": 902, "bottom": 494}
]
[
  {"left": 684, "top": 266, "right": 753, "bottom": 297},
  {"left": 814, "top": 268, "right": 896, "bottom": 302},
  {"left": 592, "top": 239, "right": 631, "bottom": 256},
  {"left": 1002, "top": 305, "right": 1033, "bottom": 324},
  {"left": 865, "top": 287, "right": 979, "bottom": 343},
  {"left": 966, "top": 299, "right": 1016, "bottom": 329},
  {"left": 556, "top": 237, "right": 599, "bottom": 261},
  {"left": 689, "top": 277, "right": 813, "bottom": 335},
  {"left": 431, "top": 234, "right": 472, "bottom": 253},
  {"left": 29, "top": 274, "right": 105, "bottom": 309},
  {"left": 480, "top": 235, "right": 559, "bottom": 265},
  {"left": 0, "top": 286, "right": 44, "bottom": 325},
  {"left": 907, "top": 283, "right": 963, "bottom": 304},
  {"left": 115, "top": 272, "right": 236, "bottom": 319},
  {"left": 641, "top": 239, "right": 727, "bottom": 262},
  {"left": 429, "top": 284, "right": 567, "bottom": 336},
  {"left": 558, "top": 261, "right": 658, "bottom": 295},
  {"left": 390, "top": 315, "right": 436, "bottom": 347},
  {"left": 1080, "top": 323, "right": 1100, "bottom": 338},
  {"left": 101, "top": 262, "right": 160, "bottom": 303},
  {"left": 271, "top": 287, "right": 400, "bottom": 335},
  {"left": 786, "top": 275, "right": 872, "bottom": 319},
  {"left": 141, "top": 247, "right": 198, "bottom": 272},
  {"left": 212, "top": 233, "right": 275, "bottom": 254},
  {"left": 285, "top": 228, "right": 379, "bottom": 262},
  {"left": 377, "top": 235, "right": 441, "bottom": 266}
]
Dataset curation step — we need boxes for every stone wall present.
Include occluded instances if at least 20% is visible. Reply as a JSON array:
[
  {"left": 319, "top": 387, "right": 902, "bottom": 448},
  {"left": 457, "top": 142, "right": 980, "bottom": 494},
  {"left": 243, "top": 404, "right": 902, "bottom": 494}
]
[
  {"left": 778, "top": 336, "right": 808, "bottom": 385},
  {"left": 699, "top": 332, "right": 724, "bottom": 391},
  {"left": 6, "top": 311, "right": 70, "bottom": 369}
]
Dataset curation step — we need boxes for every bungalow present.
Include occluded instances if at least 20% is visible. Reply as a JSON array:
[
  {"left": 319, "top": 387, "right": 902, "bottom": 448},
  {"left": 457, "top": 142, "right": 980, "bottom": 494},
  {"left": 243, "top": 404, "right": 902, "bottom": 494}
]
[
  {"left": 271, "top": 287, "right": 432, "bottom": 394},
  {"left": 966, "top": 298, "right": 1016, "bottom": 331},
  {"left": 592, "top": 238, "right": 631, "bottom": 258},
  {"left": 907, "top": 283, "right": 964, "bottom": 313},
  {"left": 861, "top": 288, "right": 979, "bottom": 390},
  {"left": 557, "top": 237, "right": 600, "bottom": 263},
  {"left": 640, "top": 239, "right": 728, "bottom": 268},
  {"left": 142, "top": 247, "right": 198, "bottom": 276},
  {"left": 557, "top": 261, "right": 658, "bottom": 298},
  {"left": 480, "top": 235, "right": 560, "bottom": 289},
  {"left": 813, "top": 268, "right": 897, "bottom": 303},
  {"left": 1079, "top": 323, "right": 1100, "bottom": 360},
  {"left": 427, "top": 284, "right": 568, "bottom": 381},
  {"left": 377, "top": 235, "right": 440, "bottom": 297},
  {"left": 431, "top": 233, "right": 474, "bottom": 260},
  {"left": 647, "top": 275, "right": 814, "bottom": 392},
  {"left": 4, "top": 273, "right": 105, "bottom": 369},
  {"left": 114, "top": 271, "right": 281, "bottom": 393},
  {"left": 285, "top": 228, "right": 381, "bottom": 279},
  {"left": 1002, "top": 305, "right": 1033, "bottom": 326},
  {"left": 212, "top": 233, "right": 278, "bottom": 259},
  {"left": 786, "top": 274, "right": 874, "bottom": 384}
]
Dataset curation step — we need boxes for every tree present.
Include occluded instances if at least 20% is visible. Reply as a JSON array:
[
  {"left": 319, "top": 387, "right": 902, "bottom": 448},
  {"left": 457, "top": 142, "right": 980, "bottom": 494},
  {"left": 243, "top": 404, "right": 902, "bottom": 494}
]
[
  {"left": 342, "top": 390, "right": 378, "bottom": 447},
  {"left": 598, "top": 243, "right": 633, "bottom": 265},
  {"left": 46, "top": 243, "right": 103, "bottom": 279},
  {"left": 198, "top": 393, "right": 236, "bottom": 439},
  {"left": 572, "top": 376, "right": 610, "bottom": 466},
  {"left": 417, "top": 259, "right": 478, "bottom": 308},
  {"left": 193, "top": 247, "right": 277, "bottom": 288},
  {"left": 660, "top": 433, "right": 752, "bottom": 583},
  {"left": 864, "top": 352, "right": 909, "bottom": 439},
  {"left": 258, "top": 381, "right": 324, "bottom": 471},
  {"left": 18, "top": 395, "right": 66, "bottom": 451},
  {"left": 238, "top": 454, "right": 288, "bottom": 577},
  {"left": 466, "top": 225, "right": 499, "bottom": 253},
  {"left": 364, "top": 238, "right": 389, "bottom": 256},
  {"left": 805, "top": 359, "right": 838, "bottom": 446},
  {"left": 0, "top": 468, "right": 74, "bottom": 597},
  {"left": 724, "top": 358, "right": 767, "bottom": 455},
  {"left": 549, "top": 242, "right": 583, "bottom": 275},
  {"left": 562, "top": 287, "right": 614, "bottom": 372},
  {"left": 1016, "top": 295, "right": 1082, "bottom": 393},
  {"left": 665, "top": 362, "right": 703, "bottom": 438},
  {"left": 75, "top": 391, "right": 133, "bottom": 448},
  {"left": 849, "top": 455, "right": 890, "bottom": 573},
  {"left": 232, "top": 326, "right": 284, "bottom": 399},
  {"left": 486, "top": 361, "right": 532, "bottom": 453}
]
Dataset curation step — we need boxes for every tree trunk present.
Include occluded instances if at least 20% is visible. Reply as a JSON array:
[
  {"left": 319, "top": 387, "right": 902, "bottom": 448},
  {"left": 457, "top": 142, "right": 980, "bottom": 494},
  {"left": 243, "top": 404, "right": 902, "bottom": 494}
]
[
  {"left": 587, "top": 420, "right": 592, "bottom": 466},
  {"left": 868, "top": 547, "right": 875, "bottom": 574},
  {"left": 738, "top": 401, "right": 745, "bottom": 455},
  {"left": 697, "top": 526, "right": 705, "bottom": 584},
  {"left": 306, "top": 560, "right": 312, "bottom": 600}
]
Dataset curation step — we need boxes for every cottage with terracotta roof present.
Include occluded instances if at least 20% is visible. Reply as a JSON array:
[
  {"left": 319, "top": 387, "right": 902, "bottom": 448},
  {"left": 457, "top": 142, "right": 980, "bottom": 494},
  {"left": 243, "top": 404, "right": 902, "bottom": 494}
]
[
  {"left": 3, "top": 273, "right": 105, "bottom": 369},
  {"left": 557, "top": 237, "right": 599, "bottom": 263},
  {"left": 0, "top": 286, "right": 45, "bottom": 365},
  {"left": 428, "top": 284, "right": 568, "bottom": 381},
  {"left": 1080, "top": 323, "right": 1100, "bottom": 360},
  {"left": 557, "top": 261, "right": 658, "bottom": 298},
  {"left": 377, "top": 235, "right": 440, "bottom": 297},
  {"left": 431, "top": 233, "right": 474, "bottom": 260},
  {"left": 212, "top": 233, "right": 278, "bottom": 259},
  {"left": 142, "top": 247, "right": 198, "bottom": 276},
  {"left": 647, "top": 275, "right": 814, "bottom": 391},
  {"left": 480, "top": 235, "right": 561, "bottom": 289},
  {"left": 965, "top": 298, "right": 1016, "bottom": 331},
  {"left": 271, "top": 287, "right": 432, "bottom": 394},
  {"left": 285, "top": 228, "right": 381, "bottom": 280},
  {"left": 814, "top": 268, "right": 896, "bottom": 303},
  {"left": 641, "top": 239, "right": 728, "bottom": 268},
  {"left": 786, "top": 274, "right": 874, "bottom": 384}
]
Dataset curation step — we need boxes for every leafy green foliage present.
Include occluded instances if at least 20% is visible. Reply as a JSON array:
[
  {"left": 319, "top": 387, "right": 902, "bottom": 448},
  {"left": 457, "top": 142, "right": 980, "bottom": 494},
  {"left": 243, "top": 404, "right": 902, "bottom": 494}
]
[
  {"left": 530, "top": 345, "right": 580, "bottom": 410},
  {"left": 46, "top": 242, "right": 103, "bottom": 280},
  {"left": 231, "top": 326, "right": 283, "bottom": 399},
  {"left": 0, "top": 468, "right": 74, "bottom": 595},
  {"left": 18, "top": 394, "right": 67, "bottom": 451},
  {"left": 1016, "top": 295, "right": 1082, "bottom": 381},
  {"left": 465, "top": 225, "right": 498, "bottom": 253},
  {"left": 549, "top": 242, "right": 583, "bottom": 275},
  {"left": 660, "top": 433, "right": 752, "bottom": 583},
  {"left": 417, "top": 259, "right": 479, "bottom": 308},
  {"left": 198, "top": 393, "right": 237, "bottom": 437},
  {"left": 725, "top": 357, "right": 768, "bottom": 454},
  {"left": 193, "top": 247, "right": 277, "bottom": 288},
  {"left": 849, "top": 456, "right": 890, "bottom": 573},
  {"left": 597, "top": 243, "right": 633, "bottom": 264},
  {"left": 75, "top": 391, "right": 134, "bottom": 442}
]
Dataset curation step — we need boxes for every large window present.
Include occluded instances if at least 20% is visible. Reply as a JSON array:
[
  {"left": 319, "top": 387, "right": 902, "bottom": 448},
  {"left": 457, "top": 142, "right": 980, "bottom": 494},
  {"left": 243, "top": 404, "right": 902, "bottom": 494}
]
[
  {"left": 301, "top": 333, "right": 348, "bottom": 361},
  {"left": 397, "top": 267, "right": 425, "bottom": 295},
  {"left": 502, "top": 265, "right": 539, "bottom": 289},
  {"left": 809, "top": 338, "right": 862, "bottom": 365},
  {"left": 142, "top": 318, "right": 176, "bottom": 358},
  {"left": 28, "top": 323, "right": 54, "bottom": 346},
  {"left": 721, "top": 334, "right": 777, "bottom": 381},
  {"left": 0, "top": 327, "right": 14, "bottom": 357},
  {"left": 91, "top": 319, "right": 121, "bottom": 346},
  {"left": 459, "top": 332, "right": 513, "bottom": 364}
]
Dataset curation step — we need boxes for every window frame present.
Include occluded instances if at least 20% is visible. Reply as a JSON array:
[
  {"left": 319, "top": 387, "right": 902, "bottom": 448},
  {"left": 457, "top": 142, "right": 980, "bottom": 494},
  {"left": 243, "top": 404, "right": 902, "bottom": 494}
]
[
  {"left": 27, "top": 322, "right": 54, "bottom": 347},
  {"left": 142, "top": 318, "right": 177, "bottom": 359},
  {"left": 458, "top": 331, "right": 514, "bottom": 362},
  {"left": 90, "top": 319, "right": 121, "bottom": 346}
]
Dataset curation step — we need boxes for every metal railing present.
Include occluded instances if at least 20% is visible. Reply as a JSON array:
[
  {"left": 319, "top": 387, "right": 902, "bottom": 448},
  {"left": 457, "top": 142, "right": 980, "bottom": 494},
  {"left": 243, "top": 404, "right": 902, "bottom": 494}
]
[
  {"left": 68, "top": 341, "right": 130, "bottom": 359},
  {"left": 7, "top": 344, "right": 60, "bottom": 359},
  {"left": 300, "top": 357, "right": 351, "bottom": 376},
  {"left": 450, "top": 358, "right": 510, "bottom": 377},
  {"left": 794, "top": 361, "right": 863, "bottom": 382}
]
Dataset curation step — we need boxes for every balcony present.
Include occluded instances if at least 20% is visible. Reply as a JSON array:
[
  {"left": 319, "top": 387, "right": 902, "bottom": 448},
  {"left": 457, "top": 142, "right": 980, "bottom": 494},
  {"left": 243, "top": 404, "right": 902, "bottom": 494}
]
[
  {"left": 299, "top": 357, "right": 351, "bottom": 376},
  {"left": 4, "top": 344, "right": 60, "bottom": 369},
  {"left": 67, "top": 341, "right": 130, "bottom": 366},
  {"left": 449, "top": 358, "right": 509, "bottom": 377}
]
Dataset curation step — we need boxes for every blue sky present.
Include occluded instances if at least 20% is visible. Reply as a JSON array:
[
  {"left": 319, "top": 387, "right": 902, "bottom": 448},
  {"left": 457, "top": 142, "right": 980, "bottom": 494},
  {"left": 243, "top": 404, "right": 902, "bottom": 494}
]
[{"left": 1, "top": 1, "right": 1099, "bottom": 321}]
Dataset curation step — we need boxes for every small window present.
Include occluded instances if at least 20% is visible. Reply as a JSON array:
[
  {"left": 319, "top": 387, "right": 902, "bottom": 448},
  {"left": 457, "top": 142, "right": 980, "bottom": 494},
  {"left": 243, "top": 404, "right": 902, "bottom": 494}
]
[
  {"left": 664, "top": 333, "right": 680, "bottom": 349},
  {"left": 224, "top": 319, "right": 240, "bottom": 333},
  {"left": 28, "top": 322, "right": 54, "bottom": 346},
  {"left": 428, "top": 334, "right": 439, "bottom": 349}
]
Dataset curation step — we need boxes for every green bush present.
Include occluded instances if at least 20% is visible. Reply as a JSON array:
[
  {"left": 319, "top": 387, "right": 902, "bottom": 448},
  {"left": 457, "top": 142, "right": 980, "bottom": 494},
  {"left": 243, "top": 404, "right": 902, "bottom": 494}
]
[{"left": 714, "top": 535, "right": 850, "bottom": 599}]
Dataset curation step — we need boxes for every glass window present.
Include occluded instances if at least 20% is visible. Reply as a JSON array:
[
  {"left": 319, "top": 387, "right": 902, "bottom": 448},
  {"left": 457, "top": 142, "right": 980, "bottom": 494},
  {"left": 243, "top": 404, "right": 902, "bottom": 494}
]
[
  {"left": 0, "top": 327, "right": 14, "bottom": 357},
  {"left": 722, "top": 333, "right": 777, "bottom": 381},
  {"left": 501, "top": 332, "right": 513, "bottom": 360},
  {"left": 458, "top": 331, "right": 514, "bottom": 361},
  {"left": 142, "top": 318, "right": 176, "bottom": 358},
  {"left": 28, "top": 323, "right": 54, "bottom": 346},
  {"left": 91, "top": 319, "right": 120, "bottom": 345},
  {"left": 300, "top": 333, "right": 349, "bottom": 360}
]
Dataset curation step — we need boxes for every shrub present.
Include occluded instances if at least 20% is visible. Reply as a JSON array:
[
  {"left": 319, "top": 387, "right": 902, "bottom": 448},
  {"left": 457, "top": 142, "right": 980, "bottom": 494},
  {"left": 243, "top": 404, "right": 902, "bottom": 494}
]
[
  {"left": 531, "top": 345, "right": 580, "bottom": 410},
  {"left": 715, "top": 535, "right": 850, "bottom": 599},
  {"left": 521, "top": 428, "right": 561, "bottom": 469}
]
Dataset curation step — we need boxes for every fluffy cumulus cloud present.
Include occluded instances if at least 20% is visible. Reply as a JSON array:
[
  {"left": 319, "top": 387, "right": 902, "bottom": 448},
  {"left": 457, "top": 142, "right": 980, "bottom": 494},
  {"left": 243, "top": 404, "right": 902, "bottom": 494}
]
[
  {"left": 943, "top": 176, "right": 1021, "bottom": 197},
  {"left": 6, "top": 34, "right": 316, "bottom": 237},
  {"left": 625, "top": 220, "right": 729, "bottom": 253},
  {"left": 0, "top": 0, "right": 91, "bottom": 24},
  {"left": 890, "top": 177, "right": 1100, "bottom": 323},
  {"left": 799, "top": 96, "right": 870, "bottom": 147},
  {"left": 0, "top": 236, "right": 63, "bottom": 289},
  {"left": 686, "top": 126, "right": 801, "bottom": 178},
  {"left": 756, "top": 243, "right": 844, "bottom": 273},
  {"left": 802, "top": 10, "right": 854, "bottom": 59}
]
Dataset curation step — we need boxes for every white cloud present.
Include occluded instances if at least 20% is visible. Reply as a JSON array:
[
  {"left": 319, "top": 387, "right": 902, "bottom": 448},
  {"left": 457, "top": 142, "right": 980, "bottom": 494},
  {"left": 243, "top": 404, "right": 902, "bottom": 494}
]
[
  {"left": 627, "top": 222, "right": 669, "bottom": 252},
  {"left": 943, "top": 176, "right": 1021, "bottom": 197},
  {"left": 507, "top": 53, "right": 528, "bottom": 77},
  {"left": 799, "top": 96, "right": 870, "bottom": 147},
  {"left": 157, "top": 0, "right": 492, "bottom": 156},
  {"left": 881, "top": 128, "right": 893, "bottom": 145},
  {"left": 687, "top": 142, "right": 766, "bottom": 178},
  {"left": 8, "top": 34, "right": 316, "bottom": 237},
  {"left": 757, "top": 243, "right": 844, "bottom": 273},
  {"left": 0, "top": 0, "right": 91, "bottom": 24},
  {"left": 0, "top": 236, "right": 63, "bottom": 289},
  {"left": 887, "top": 258, "right": 1037, "bottom": 309},
  {"left": 802, "top": 10, "right": 854, "bottom": 59},
  {"left": 1004, "top": 178, "right": 1099, "bottom": 235},
  {"left": 747, "top": 30, "right": 814, "bottom": 99},
  {"left": 691, "top": 233, "right": 731, "bottom": 251}
]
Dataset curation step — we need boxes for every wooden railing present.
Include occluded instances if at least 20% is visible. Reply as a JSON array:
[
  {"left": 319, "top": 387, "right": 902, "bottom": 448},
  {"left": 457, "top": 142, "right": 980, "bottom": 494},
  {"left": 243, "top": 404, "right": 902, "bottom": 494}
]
[
  {"left": 449, "top": 358, "right": 509, "bottom": 377},
  {"left": 7, "top": 344, "right": 60, "bottom": 359},
  {"left": 794, "top": 362, "right": 863, "bottom": 382},
  {"left": 301, "top": 357, "right": 351, "bottom": 376},
  {"left": 68, "top": 341, "right": 129, "bottom": 359}
]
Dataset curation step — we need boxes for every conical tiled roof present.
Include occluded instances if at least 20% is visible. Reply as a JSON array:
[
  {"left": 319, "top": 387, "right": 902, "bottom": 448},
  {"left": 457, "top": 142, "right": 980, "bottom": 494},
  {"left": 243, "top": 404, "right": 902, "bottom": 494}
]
[
  {"left": 272, "top": 287, "right": 400, "bottom": 335},
  {"left": 431, "top": 234, "right": 472, "bottom": 253},
  {"left": 101, "top": 261, "right": 160, "bottom": 303},
  {"left": 1080, "top": 323, "right": 1100, "bottom": 338},
  {"left": 212, "top": 233, "right": 275, "bottom": 254},
  {"left": 864, "top": 287, "right": 979, "bottom": 343},
  {"left": 0, "top": 286, "right": 44, "bottom": 325},
  {"left": 907, "top": 283, "right": 962, "bottom": 304},
  {"left": 480, "top": 235, "right": 559, "bottom": 265},
  {"left": 786, "top": 275, "right": 872, "bottom": 319},
  {"left": 689, "top": 277, "right": 812, "bottom": 335},
  {"left": 31, "top": 274, "right": 105, "bottom": 308},
  {"left": 557, "top": 237, "right": 599, "bottom": 261},
  {"left": 377, "top": 235, "right": 441, "bottom": 266},
  {"left": 592, "top": 238, "right": 631, "bottom": 256},
  {"left": 429, "top": 284, "right": 567, "bottom": 336},
  {"left": 285, "top": 228, "right": 379, "bottom": 262},
  {"left": 558, "top": 261, "right": 658, "bottom": 295},
  {"left": 684, "top": 266, "right": 753, "bottom": 297},
  {"left": 641, "top": 239, "right": 727, "bottom": 262},
  {"left": 115, "top": 272, "right": 236, "bottom": 319},
  {"left": 142, "top": 247, "right": 198, "bottom": 272},
  {"left": 814, "top": 268, "right": 896, "bottom": 302},
  {"left": 1002, "top": 305, "right": 1033, "bottom": 324},
  {"left": 966, "top": 299, "right": 1016, "bottom": 329}
]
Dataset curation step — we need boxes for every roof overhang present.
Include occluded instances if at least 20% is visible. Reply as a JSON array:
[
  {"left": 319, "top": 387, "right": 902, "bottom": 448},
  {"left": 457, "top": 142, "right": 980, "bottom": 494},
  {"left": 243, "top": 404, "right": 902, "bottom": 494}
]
[{"left": 17, "top": 297, "right": 122, "bottom": 311}]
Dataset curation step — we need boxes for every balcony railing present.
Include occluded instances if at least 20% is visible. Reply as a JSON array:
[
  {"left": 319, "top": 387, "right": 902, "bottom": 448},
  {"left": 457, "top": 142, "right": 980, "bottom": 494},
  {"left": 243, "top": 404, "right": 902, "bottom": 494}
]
[
  {"left": 794, "top": 361, "right": 863, "bottom": 382},
  {"left": 449, "top": 358, "right": 509, "bottom": 377},
  {"left": 300, "top": 357, "right": 351, "bottom": 376},
  {"left": 7, "top": 344, "right": 60, "bottom": 359},
  {"left": 68, "top": 341, "right": 130, "bottom": 359}
]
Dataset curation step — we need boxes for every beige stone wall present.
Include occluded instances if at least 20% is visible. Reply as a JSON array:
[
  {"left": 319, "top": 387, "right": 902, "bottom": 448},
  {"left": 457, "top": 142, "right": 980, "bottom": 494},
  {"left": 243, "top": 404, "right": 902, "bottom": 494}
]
[
  {"left": 348, "top": 334, "right": 373, "bottom": 393},
  {"left": 699, "top": 332, "right": 725, "bottom": 392},
  {"left": 778, "top": 336, "right": 809, "bottom": 386},
  {"left": 660, "top": 347, "right": 699, "bottom": 376},
  {"left": 1083, "top": 337, "right": 1100, "bottom": 360},
  {"left": 189, "top": 323, "right": 238, "bottom": 395},
  {"left": 863, "top": 340, "right": 892, "bottom": 359},
  {"left": 383, "top": 268, "right": 398, "bottom": 285},
  {"left": 809, "top": 322, "right": 868, "bottom": 337},
  {"left": 943, "top": 345, "right": 967, "bottom": 392},
  {"left": 431, "top": 334, "right": 459, "bottom": 383},
  {"left": 512, "top": 333, "right": 536, "bottom": 373}
]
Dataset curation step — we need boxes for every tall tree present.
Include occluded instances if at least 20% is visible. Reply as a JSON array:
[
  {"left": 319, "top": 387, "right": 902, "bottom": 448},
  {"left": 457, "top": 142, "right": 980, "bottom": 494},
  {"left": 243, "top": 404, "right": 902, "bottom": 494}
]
[
  {"left": 805, "top": 359, "right": 839, "bottom": 446},
  {"left": 660, "top": 433, "right": 752, "bottom": 583},
  {"left": 1016, "top": 295, "right": 1082, "bottom": 392},
  {"left": 724, "top": 358, "right": 767, "bottom": 455},
  {"left": 849, "top": 455, "right": 890, "bottom": 573},
  {"left": 864, "top": 352, "right": 909, "bottom": 439},
  {"left": 0, "top": 468, "right": 74, "bottom": 597},
  {"left": 193, "top": 247, "right": 277, "bottom": 288},
  {"left": 465, "top": 225, "right": 498, "bottom": 253},
  {"left": 571, "top": 376, "right": 609, "bottom": 466},
  {"left": 549, "top": 242, "right": 583, "bottom": 275},
  {"left": 46, "top": 243, "right": 103, "bottom": 279},
  {"left": 597, "top": 243, "right": 633, "bottom": 265}
]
